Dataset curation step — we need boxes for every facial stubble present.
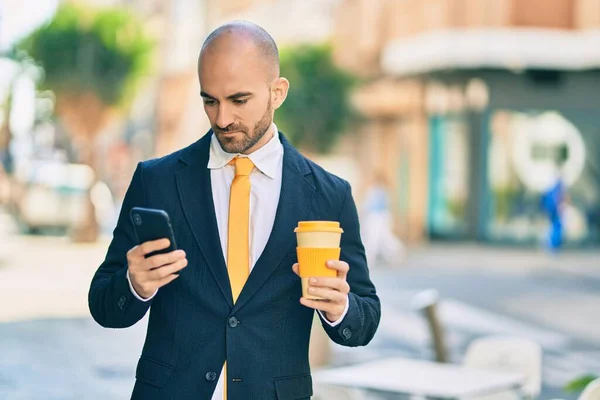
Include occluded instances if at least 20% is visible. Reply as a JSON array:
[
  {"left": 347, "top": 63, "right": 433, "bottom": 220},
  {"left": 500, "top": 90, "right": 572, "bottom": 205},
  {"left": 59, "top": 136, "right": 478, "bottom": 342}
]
[{"left": 215, "top": 95, "right": 274, "bottom": 154}]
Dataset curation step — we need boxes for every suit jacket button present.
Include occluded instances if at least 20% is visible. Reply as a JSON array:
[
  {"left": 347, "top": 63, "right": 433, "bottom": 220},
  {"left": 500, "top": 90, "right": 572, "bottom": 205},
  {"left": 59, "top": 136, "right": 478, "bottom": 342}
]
[
  {"left": 342, "top": 327, "right": 352, "bottom": 339},
  {"left": 205, "top": 371, "right": 217, "bottom": 381},
  {"left": 118, "top": 295, "right": 126, "bottom": 310},
  {"left": 228, "top": 317, "right": 239, "bottom": 328}
]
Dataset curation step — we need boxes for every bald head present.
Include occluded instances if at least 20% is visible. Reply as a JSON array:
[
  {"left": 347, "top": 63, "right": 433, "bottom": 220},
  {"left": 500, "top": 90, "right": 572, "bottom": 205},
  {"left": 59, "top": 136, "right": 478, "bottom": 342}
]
[
  {"left": 197, "top": 21, "right": 289, "bottom": 155},
  {"left": 199, "top": 21, "right": 280, "bottom": 80}
]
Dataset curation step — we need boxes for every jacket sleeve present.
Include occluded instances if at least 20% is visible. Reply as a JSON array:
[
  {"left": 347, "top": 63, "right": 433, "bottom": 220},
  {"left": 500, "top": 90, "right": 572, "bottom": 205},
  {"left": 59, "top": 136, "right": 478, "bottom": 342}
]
[
  {"left": 88, "top": 162, "right": 153, "bottom": 328},
  {"left": 318, "top": 181, "right": 381, "bottom": 346}
]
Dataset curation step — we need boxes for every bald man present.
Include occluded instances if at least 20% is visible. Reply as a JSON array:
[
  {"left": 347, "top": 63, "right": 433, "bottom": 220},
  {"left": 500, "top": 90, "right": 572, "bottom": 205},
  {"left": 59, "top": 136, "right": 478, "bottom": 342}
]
[{"left": 89, "top": 21, "right": 380, "bottom": 400}]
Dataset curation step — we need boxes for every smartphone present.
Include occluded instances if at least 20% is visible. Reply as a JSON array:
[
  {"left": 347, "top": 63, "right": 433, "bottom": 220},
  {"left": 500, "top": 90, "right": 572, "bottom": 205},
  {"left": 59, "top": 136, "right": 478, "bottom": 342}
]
[{"left": 130, "top": 207, "right": 178, "bottom": 261}]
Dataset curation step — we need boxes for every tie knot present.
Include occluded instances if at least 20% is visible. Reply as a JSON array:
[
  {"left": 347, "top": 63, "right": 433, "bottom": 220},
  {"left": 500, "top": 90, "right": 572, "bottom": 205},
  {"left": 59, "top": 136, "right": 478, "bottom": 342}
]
[{"left": 231, "top": 157, "right": 254, "bottom": 176}]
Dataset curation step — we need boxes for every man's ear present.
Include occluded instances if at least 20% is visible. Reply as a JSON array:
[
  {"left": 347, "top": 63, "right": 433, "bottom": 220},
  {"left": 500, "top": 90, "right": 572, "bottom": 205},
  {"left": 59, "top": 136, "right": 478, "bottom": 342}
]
[{"left": 271, "top": 77, "right": 290, "bottom": 110}]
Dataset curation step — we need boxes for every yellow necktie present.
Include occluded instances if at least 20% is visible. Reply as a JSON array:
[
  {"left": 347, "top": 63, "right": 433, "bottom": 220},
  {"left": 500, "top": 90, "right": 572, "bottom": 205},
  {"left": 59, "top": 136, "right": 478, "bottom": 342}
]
[
  {"left": 227, "top": 156, "right": 254, "bottom": 302},
  {"left": 224, "top": 156, "right": 254, "bottom": 399}
]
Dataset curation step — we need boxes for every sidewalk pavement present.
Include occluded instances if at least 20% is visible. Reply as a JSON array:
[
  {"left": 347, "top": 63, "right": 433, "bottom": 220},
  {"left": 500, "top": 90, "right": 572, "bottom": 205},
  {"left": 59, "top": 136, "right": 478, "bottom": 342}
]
[
  {"left": 397, "top": 243, "right": 600, "bottom": 279},
  {"left": 0, "top": 227, "right": 110, "bottom": 323}
]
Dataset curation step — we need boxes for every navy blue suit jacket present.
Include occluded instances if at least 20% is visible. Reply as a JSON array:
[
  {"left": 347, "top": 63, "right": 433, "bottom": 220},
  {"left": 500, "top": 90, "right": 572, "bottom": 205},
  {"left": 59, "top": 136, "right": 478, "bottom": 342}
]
[{"left": 88, "top": 132, "right": 380, "bottom": 400}]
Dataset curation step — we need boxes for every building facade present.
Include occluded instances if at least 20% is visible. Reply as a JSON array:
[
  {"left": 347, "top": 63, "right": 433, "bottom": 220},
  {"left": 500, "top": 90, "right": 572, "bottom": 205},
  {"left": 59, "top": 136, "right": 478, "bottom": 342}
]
[{"left": 333, "top": 0, "right": 600, "bottom": 246}]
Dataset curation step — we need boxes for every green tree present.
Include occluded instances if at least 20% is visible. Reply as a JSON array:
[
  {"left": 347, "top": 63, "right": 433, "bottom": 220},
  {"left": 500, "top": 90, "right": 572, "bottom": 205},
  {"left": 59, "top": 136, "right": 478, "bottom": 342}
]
[
  {"left": 275, "top": 44, "right": 356, "bottom": 154},
  {"left": 17, "top": 3, "right": 154, "bottom": 162},
  {"left": 16, "top": 3, "right": 154, "bottom": 242}
]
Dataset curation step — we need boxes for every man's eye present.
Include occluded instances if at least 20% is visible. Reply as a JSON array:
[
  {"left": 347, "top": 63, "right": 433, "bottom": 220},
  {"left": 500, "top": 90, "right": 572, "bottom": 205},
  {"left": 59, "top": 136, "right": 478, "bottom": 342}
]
[
  {"left": 233, "top": 99, "right": 248, "bottom": 105},
  {"left": 203, "top": 100, "right": 216, "bottom": 106}
]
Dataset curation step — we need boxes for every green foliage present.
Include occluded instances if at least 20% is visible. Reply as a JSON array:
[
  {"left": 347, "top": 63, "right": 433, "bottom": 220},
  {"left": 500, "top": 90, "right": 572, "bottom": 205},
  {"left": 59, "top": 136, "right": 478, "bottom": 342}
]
[
  {"left": 564, "top": 374, "right": 598, "bottom": 393},
  {"left": 17, "top": 3, "right": 154, "bottom": 108},
  {"left": 275, "top": 44, "right": 356, "bottom": 154}
]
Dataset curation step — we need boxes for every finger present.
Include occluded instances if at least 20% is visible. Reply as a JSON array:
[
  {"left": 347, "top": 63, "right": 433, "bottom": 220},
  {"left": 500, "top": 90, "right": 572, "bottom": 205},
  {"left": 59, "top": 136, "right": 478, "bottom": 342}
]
[
  {"left": 127, "top": 245, "right": 149, "bottom": 265},
  {"left": 307, "top": 277, "right": 350, "bottom": 293},
  {"left": 326, "top": 260, "right": 349, "bottom": 279},
  {"left": 149, "top": 258, "right": 188, "bottom": 280},
  {"left": 306, "top": 286, "right": 347, "bottom": 303},
  {"left": 292, "top": 263, "right": 299, "bottom": 276},
  {"left": 299, "top": 297, "right": 340, "bottom": 315},
  {"left": 137, "top": 238, "right": 171, "bottom": 257},
  {"left": 144, "top": 250, "right": 186, "bottom": 270}
]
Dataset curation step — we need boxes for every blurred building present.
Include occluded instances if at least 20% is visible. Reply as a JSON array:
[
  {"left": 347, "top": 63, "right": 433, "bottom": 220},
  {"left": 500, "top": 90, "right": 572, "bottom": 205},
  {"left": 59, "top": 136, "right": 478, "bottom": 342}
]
[{"left": 334, "top": 0, "right": 600, "bottom": 246}]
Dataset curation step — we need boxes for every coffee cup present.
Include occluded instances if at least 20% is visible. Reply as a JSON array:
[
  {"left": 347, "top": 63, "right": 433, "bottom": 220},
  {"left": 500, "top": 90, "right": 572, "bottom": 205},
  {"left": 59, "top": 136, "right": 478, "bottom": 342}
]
[{"left": 294, "top": 221, "right": 343, "bottom": 300}]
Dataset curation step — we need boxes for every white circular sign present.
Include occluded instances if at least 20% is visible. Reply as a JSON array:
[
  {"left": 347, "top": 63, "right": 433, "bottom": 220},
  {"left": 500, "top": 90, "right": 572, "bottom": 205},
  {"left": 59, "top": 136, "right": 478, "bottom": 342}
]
[{"left": 511, "top": 112, "right": 586, "bottom": 192}]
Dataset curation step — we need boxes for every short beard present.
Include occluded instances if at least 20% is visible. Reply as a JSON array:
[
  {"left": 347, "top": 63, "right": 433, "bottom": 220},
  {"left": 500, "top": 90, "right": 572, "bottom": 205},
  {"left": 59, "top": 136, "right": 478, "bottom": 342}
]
[{"left": 214, "top": 98, "right": 273, "bottom": 154}]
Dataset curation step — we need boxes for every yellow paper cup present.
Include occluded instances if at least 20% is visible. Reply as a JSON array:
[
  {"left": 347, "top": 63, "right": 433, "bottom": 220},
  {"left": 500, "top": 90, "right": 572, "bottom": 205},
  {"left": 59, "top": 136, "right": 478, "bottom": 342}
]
[{"left": 294, "top": 221, "right": 343, "bottom": 300}]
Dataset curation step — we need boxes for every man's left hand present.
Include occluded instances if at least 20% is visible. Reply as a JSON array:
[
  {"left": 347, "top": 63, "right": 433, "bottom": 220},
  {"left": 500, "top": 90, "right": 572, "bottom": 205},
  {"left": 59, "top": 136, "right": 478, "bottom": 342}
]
[{"left": 292, "top": 260, "right": 350, "bottom": 322}]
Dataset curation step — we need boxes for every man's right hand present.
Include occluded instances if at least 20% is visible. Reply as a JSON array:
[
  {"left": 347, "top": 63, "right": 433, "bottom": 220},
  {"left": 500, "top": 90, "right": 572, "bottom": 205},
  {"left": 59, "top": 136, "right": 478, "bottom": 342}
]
[{"left": 127, "top": 238, "right": 188, "bottom": 299}]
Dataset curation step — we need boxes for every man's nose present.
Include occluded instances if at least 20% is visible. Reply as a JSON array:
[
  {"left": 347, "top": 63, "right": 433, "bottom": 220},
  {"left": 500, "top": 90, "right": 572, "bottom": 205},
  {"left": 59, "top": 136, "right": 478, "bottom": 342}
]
[{"left": 216, "top": 104, "right": 234, "bottom": 129}]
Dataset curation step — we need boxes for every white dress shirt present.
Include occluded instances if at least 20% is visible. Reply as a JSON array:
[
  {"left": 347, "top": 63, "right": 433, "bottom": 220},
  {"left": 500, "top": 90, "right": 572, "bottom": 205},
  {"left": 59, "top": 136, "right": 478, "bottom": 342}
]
[{"left": 127, "top": 124, "right": 348, "bottom": 399}]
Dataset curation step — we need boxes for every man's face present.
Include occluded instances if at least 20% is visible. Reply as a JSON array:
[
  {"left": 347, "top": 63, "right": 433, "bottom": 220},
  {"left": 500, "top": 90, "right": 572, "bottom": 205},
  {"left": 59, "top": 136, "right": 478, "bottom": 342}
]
[{"left": 199, "top": 43, "right": 275, "bottom": 154}]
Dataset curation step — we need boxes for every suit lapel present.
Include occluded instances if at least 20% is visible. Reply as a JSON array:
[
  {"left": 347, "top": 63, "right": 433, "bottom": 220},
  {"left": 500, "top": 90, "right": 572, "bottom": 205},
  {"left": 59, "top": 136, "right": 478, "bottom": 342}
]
[
  {"left": 176, "top": 133, "right": 233, "bottom": 308},
  {"left": 232, "top": 135, "right": 315, "bottom": 313}
]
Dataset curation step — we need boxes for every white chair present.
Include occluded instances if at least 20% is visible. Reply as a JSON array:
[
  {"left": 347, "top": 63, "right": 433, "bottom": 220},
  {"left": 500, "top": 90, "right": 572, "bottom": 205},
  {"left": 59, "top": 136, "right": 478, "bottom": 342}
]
[
  {"left": 462, "top": 336, "right": 542, "bottom": 400},
  {"left": 579, "top": 378, "right": 600, "bottom": 400}
]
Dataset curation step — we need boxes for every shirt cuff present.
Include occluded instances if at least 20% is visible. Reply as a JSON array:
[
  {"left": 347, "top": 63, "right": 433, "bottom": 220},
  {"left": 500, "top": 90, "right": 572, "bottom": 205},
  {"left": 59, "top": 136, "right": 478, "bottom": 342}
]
[
  {"left": 126, "top": 268, "right": 157, "bottom": 302},
  {"left": 318, "top": 295, "right": 350, "bottom": 327}
]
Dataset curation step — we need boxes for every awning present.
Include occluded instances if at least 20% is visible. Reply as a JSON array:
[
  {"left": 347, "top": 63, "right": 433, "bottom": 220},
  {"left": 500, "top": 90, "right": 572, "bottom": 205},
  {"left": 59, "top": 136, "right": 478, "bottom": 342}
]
[{"left": 381, "top": 28, "right": 600, "bottom": 76}]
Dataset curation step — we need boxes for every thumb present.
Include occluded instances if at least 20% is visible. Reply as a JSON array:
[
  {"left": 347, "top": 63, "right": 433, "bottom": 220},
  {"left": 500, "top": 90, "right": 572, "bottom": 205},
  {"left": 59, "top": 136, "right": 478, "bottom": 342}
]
[{"left": 292, "top": 263, "right": 300, "bottom": 276}]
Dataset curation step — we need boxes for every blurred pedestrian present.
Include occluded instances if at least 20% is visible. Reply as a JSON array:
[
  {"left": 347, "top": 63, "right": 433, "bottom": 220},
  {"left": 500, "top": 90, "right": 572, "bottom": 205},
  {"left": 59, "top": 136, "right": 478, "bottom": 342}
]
[
  {"left": 361, "top": 172, "right": 405, "bottom": 267},
  {"left": 541, "top": 172, "right": 567, "bottom": 252}
]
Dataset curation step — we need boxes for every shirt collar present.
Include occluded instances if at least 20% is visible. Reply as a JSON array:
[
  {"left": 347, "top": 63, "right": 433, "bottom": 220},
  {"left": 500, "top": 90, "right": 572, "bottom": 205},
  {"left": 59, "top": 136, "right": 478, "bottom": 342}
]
[{"left": 207, "top": 123, "right": 283, "bottom": 179}]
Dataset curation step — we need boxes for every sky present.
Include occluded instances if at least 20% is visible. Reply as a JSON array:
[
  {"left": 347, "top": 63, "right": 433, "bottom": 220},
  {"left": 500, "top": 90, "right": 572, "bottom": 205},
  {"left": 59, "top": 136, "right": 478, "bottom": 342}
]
[{"left": 0, "top": 0, "right": 58, "bottom": 50}]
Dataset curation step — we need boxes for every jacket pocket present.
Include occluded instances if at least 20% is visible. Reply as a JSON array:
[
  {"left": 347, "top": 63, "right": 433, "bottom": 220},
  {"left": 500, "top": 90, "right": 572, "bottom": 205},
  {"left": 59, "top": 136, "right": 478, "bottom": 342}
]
[
  {"left": 274, "top": 373, "right": 313, "bottom": 400},
  {"left": 135, "top": 356, "right": 174, "bottom": 388}
]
